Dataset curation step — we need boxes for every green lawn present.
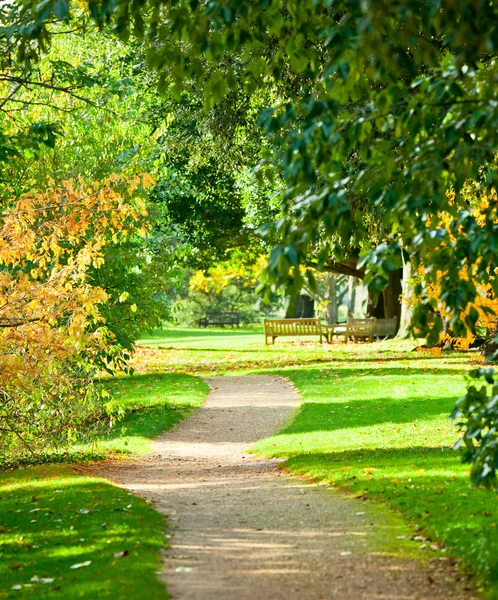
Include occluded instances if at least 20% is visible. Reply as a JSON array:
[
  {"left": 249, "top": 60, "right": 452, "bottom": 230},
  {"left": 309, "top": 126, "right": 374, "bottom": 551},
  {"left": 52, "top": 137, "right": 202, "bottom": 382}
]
[
  {"left": 0, "top": 466, "right": 166, "bottom": 599},
  {"left": 1, "top": 371, "right": 209, "bottom": 600},
  {"left": 138, "top": 327, "right": 496, "bottom": 596},
  {"left": 3, "top": 326, "right": 496, "bottom": 598},
  {"left": 93, "top": 373, "right": 209, "bottom": 455}
]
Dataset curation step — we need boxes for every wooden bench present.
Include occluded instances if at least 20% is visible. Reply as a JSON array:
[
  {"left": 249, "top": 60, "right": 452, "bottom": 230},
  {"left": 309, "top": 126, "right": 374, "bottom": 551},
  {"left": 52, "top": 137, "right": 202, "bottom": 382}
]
[
  {"left": 375, "top": 316, "right": 397, "bottom": 340},
  {"left": 264, "top": 318, "right": 327, "bottom": 345},
  {"left": 346, "top": 317, "right": 377, "bottom": 343},
  {"left": 198, "top": 311, "right": 241, "bottom": 328},
  {"left": 341, "top": 316, "right": 398, "bottom": 342}
]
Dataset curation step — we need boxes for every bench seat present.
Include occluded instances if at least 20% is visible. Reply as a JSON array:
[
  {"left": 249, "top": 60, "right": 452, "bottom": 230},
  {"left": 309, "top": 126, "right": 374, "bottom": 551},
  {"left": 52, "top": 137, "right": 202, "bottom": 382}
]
[
  {"left": 198, "top": 311, "right": 241, "bottom": 327},
  {"left": 264, "top": 318, "right": 327, "bottom": 345}
]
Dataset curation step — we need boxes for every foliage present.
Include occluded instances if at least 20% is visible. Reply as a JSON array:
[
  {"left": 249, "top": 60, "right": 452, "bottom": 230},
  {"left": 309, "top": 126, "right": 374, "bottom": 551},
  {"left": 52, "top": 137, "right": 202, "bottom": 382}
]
[
  {"left": 7, "top": 0, "right": 498, "bottom": 330},
  {"left": 411, "top": 187, "right": 498, "bottom": 349},
  {"left": 89, "top": 228, "right": 185, "bottom": 353},
  {"left": 0, "top": 174, "right": 152, "bottom": 460},
  {"left": 4, "top": 0, "right": 498, "bottom": 482},
  {"left": 453, "top": 368, "right": 498, "bottom": 490},
  {"left": 151, "top": 157, "right": 249, "bottom": 268},
  {"left": 180, "top": 253, "right": 278, "bottom": 324}
]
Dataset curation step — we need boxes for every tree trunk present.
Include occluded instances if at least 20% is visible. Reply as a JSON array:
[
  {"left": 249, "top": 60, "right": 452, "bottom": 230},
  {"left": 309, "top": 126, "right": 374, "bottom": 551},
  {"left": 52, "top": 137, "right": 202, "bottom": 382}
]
[
  {"left": 328, "top": 275, "right": 338, "bottom": 324},
  {"left": 383, "top": 269, "right": 402, "bottom": 324},
  {"left": 367, "top": 288, "right": 385, "bottom": 318},
  {"left": 348, "top": 277, "right": 356, "bottom": 316},
  {"left": 285, "top": 294, "right": 315, "bottom": 318},
  {"left": 397, "top": 261, "right": 413, "bottom": 338}
]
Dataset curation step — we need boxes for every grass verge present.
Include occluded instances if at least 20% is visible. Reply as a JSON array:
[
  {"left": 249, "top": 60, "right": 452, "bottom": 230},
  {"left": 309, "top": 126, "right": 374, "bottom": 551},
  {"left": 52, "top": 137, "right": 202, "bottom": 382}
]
[
  {"left": 0, "top": 465, "right": 166, "bottom": 599},
  {"left": 92, "top": 372, "right": 209, "bottom": 455},
  {"left": 251, "top": 357, "right": 497, "bottom": 597},
  {"left": 1, "top": 372, "right": 209, "bottom": 599}
]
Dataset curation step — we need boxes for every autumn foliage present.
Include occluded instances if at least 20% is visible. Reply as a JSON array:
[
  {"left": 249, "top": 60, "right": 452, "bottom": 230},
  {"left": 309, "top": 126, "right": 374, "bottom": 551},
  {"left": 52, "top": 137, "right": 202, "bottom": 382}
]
[
  {"left": 412, "top": 189, "right": 498, "bottom": 350},
  {"left": 0, "top": 174, "right": 153, "bottom": 460}
]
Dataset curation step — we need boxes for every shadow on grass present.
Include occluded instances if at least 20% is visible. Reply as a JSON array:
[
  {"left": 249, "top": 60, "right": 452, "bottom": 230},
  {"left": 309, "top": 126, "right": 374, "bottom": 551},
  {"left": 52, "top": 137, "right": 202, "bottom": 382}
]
[
  {"left": 0, "top": 465, "right": 166, "bottom": 599},
  {"left": 279, "top": 395, "right": 457, "bottom": 434},
  {"left": 282, "top": 446, "right": 498, "bottom": 585}
]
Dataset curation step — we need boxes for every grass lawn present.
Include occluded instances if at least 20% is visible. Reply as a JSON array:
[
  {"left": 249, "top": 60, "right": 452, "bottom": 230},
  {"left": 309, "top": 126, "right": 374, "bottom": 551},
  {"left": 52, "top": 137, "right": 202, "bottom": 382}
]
[
  {"left": 92, "top": 373, "right": 209, "bottom": 455},
  {"left": 1, "top": 371, "right": 209, "bottom": 599},
  {"left": 0, "top": 465, "right": 166, "bottom": 599},
  {"left": 3, "top": 325, "right": 496, "bottom": 597},
  {"left": 251, "top": 356, "right": 498, "bottom": 597},
  {"left": 137, "top": 327, "right": 497, "bottom": 597}
]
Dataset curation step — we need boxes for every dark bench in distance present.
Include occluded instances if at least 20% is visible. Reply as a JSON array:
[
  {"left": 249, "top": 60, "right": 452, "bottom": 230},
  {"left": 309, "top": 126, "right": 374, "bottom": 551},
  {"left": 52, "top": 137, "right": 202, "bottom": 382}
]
[{"left": 198, "top": 311, "right": 241, "bottom": 328}]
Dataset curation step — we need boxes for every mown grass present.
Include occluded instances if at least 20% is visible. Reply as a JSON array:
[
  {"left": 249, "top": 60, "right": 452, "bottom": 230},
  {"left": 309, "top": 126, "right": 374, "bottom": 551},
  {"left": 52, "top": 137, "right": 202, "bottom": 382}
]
[
  {"left": 138, "top": 327, "right": 498, "bottom": 596},
  {"left": 92, "top": 373, "right": 209, "bottom": 455},
  {"left": 0, "top": 465, "right": 166, "bottom": 599},
  {"left": 251, "top": 358, "right": 498, "bottom": 597},
  {"left": 3, "top": 326, "right": 494, "bottom": 597},
  {"left": 1, "top": 372, "right": 209, "bottom": 599}
]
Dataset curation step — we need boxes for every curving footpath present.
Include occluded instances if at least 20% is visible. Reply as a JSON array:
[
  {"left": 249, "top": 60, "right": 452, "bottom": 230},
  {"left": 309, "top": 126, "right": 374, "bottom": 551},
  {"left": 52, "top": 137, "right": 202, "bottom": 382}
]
[{"left": 93, "top": 375, "right": 477, "bottom": 600}]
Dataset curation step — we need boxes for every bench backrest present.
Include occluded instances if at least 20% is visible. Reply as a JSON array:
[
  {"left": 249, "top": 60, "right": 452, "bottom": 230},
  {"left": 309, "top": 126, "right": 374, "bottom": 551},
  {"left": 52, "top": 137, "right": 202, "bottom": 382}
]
[
  {"left": 264, "top": 318, "right": 323, "bottom": 335},
  {"left": 205, "top": 311, "right": 240, "bottom": 323},
  {"left": 375, "top": 316, "right": 397, "bottom": 337},
  {"left": 347, "top": 317, "right": 377, "bottom": 336}
]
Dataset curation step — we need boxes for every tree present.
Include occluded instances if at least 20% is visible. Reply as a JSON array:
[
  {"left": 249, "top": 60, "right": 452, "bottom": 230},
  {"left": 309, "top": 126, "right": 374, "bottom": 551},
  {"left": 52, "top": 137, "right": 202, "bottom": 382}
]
[
  {"left": 0, "top": 174, "right": 153, "bottom": 459},
  {"left": 4, "top": 0, "right": 498, "bottom": 482}
]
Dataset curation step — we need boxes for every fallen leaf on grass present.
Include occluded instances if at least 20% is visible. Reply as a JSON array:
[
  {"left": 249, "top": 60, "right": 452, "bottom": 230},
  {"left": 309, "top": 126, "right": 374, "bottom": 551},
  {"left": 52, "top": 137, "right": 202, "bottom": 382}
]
[
  {"left": 31, "top": 576, "right": 54, "bottom": 584},
  {"left": 70, "top": 561, "right": 91, "bottom": 569}
]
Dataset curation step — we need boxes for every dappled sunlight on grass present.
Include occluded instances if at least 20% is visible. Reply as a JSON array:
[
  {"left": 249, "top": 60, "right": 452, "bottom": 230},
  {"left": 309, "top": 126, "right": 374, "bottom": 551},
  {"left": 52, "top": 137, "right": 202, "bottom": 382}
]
[
  {"left": 248, "top": 358, "right": 498, "bottom": 594},
  {"left": 0, "top": 465, "right": 166, "bottom": 599},
  {"left": 133, "top": 326, "right": 476, "bottom": 376},
  {"left": 81, "top": 373, "right": 209, "bottom": 456}
]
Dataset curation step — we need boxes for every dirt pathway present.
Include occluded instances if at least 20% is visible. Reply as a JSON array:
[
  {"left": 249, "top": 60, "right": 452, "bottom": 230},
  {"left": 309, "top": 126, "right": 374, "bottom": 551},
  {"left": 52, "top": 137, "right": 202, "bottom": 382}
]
[{"left": 91, "top": 375, "right": 476, "bottom": 599}]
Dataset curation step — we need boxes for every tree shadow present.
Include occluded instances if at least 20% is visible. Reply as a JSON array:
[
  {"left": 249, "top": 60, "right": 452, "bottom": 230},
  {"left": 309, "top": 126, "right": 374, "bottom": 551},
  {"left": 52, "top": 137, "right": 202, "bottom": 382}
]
[
  {"left": 0, "top": 465, "right": 166, "bottom": 598},
  {"left": 281, "top": 446, "right": 498, "bottom": 583}
]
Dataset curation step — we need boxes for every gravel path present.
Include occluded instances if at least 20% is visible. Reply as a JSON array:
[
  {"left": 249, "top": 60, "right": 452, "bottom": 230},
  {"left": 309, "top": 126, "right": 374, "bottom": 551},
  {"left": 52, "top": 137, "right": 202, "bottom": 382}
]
[{"left": 90, "top": 375, "right": 477, "bottom": 599}]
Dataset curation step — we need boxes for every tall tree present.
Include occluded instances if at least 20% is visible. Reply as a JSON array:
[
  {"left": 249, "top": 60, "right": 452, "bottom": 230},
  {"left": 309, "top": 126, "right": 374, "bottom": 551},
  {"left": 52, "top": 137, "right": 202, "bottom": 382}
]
[{"left": 3, "top": 0, "right": 498, "bottom": 483}]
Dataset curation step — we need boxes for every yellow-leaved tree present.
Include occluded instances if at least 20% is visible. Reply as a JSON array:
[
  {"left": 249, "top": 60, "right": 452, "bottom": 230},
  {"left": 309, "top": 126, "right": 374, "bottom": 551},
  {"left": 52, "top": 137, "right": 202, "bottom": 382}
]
[
  {"left": 412, "top": 187, "right": 498, "bottom": 351},
  {"left": 0, "top": 173, "right": 153, "bottom": 462}
]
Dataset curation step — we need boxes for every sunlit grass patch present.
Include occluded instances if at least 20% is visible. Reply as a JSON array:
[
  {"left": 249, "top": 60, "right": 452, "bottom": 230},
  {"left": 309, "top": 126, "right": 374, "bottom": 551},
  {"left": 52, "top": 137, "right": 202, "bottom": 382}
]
[
  {"left": 92, "top": 373, "right": 209, "bottom": 455},
  {"left": 0, "top": 465, "right": 166, "bottom": 599},
  {"left": 251, "top": 358, "right": 498, "bottom": 596}
]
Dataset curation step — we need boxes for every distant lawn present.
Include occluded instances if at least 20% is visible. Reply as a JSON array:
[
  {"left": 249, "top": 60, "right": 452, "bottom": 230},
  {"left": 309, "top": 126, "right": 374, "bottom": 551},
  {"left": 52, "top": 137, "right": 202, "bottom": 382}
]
[
  {"left": 251, "top": 356, "right": 498, "bottom": 597},
  {"left": 134, "top": 325, "right": 454, "bottom": 375},
  {"left": 0, "top": 465, "right": 166, "bottom": 599}
]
